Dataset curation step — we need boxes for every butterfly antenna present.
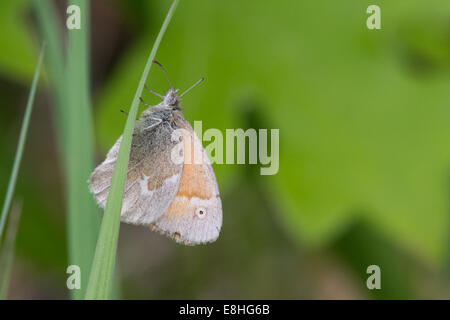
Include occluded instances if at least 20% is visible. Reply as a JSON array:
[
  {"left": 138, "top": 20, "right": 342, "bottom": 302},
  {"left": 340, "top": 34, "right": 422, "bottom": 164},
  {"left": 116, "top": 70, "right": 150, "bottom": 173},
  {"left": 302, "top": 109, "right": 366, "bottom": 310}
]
[
  {"left": 180, "top": 77, "right": 204, "bottom": 97},
  {"left": 153, "top": 60, "right": 174, "bottom": 89}
]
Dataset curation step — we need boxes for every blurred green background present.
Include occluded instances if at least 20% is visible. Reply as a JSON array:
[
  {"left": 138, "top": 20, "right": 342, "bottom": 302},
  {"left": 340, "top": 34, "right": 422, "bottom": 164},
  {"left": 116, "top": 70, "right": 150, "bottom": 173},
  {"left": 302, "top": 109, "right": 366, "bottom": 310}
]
[{"left": 1, "top": 0, "right": 450, "bottom": 299}]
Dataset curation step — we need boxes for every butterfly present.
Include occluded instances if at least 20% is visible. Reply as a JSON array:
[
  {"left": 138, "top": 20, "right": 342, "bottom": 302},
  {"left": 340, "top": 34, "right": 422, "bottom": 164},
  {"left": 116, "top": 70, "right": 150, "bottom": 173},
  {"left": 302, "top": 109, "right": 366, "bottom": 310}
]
[{"left": 89, "top": 61, "right": 222, "bottom": 245}]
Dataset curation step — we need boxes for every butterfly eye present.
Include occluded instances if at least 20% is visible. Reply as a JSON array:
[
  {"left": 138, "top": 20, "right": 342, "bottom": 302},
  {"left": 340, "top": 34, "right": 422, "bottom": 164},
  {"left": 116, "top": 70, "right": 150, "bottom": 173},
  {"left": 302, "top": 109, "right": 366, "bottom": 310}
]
[{"left": 195, "top": 207, "right": 207, "bottom": 219}]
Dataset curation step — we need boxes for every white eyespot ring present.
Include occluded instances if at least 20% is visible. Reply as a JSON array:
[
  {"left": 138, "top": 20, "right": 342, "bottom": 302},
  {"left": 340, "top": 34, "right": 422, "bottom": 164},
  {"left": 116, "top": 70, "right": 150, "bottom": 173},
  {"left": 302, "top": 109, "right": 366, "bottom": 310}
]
[{"left": 195, "top": 207, "right": 207, "bottom": 219}]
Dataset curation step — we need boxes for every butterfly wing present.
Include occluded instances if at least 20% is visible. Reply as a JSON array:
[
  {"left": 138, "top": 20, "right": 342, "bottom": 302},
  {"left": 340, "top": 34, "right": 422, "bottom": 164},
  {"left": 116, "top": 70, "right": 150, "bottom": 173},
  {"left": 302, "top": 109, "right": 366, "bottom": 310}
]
[
  {"left": 150, "top": 121, "right": 222, "bottom": 245},
  {"left": 89, "top": 113, "right": 183, "bottom": 225}
]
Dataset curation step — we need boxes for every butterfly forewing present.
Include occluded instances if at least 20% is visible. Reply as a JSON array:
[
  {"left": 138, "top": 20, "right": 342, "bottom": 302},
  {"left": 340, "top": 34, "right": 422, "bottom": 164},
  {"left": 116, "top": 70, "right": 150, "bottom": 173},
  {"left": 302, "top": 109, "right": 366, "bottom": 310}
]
[
  {"left": 151, "top": 122, "right": 222, "bottom": 245},
  {"left": 89, "top": 110, "right": 183, "bottom": 225}
]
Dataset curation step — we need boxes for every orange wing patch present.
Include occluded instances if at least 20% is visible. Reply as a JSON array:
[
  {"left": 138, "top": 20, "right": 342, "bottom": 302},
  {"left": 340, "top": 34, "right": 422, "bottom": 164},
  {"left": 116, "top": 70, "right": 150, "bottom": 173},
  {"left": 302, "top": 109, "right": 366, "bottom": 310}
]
[
  {"left": 176, "top": 128, "right": 213, "bottom": 199},
  {"left": 163, "top": 129, "right": 214, "bottom": 218},
  {"left": 176, "top": 163, "right": 212, "bottom": 199}
]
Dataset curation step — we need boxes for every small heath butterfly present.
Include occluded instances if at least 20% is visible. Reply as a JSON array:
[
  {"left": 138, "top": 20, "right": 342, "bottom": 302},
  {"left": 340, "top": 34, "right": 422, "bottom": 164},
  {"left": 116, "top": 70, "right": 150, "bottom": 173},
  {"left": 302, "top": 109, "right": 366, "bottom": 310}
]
[{"left": 89, "top": 61, "right": 222, "bottom": 245}]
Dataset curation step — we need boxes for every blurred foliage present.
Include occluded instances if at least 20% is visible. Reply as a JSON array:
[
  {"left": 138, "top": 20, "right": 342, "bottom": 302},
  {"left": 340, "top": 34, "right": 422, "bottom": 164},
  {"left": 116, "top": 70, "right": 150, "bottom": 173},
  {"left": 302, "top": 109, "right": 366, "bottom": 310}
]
[
  {"left": 0, "top": 0, "right": 449, "bottom": 298},
  {"left": 0, "top": 0, "right": 37, "bottom": 82}
]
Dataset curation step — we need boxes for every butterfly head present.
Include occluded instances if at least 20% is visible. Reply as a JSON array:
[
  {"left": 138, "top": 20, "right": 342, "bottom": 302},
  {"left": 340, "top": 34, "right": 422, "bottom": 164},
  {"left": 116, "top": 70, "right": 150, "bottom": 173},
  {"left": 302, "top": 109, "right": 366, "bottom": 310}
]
[
  {"left": 146, "top": 61, "right": 204, "bottom": 111},
  {"left": 163, "top": 88, "right": 181, "bottom": 109}
]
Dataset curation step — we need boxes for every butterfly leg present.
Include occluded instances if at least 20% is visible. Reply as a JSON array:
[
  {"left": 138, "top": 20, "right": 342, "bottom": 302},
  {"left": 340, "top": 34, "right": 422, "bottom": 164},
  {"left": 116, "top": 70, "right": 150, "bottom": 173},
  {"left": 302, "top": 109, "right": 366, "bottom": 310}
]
[
  {"left": 139, "top": 97, "right": 153, "bottom": 108},
  {"left": 120, "top": 109, "right": 139, "bottom": 121}
]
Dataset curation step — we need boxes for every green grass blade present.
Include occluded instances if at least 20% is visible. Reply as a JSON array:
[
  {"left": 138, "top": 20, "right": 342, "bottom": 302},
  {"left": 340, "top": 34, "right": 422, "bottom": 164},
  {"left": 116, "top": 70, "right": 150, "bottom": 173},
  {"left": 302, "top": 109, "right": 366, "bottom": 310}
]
[
  {"left": 85, "top": 0, "right": 179, "bottom": 300},
  {"left": 65, "top": 0, "right": 101, "bottom": 299},
  {"left": 0, "top": 42, "right": 46, "bottom": 240},
  {"left": 35, "top": 0, "right": 102, "bottom": 299},
  {"left": 33, "top": 0, "right": 67, "bottom": 149},
  {"left": 0, "top": 200, "right": 23, "bottom": 300}
]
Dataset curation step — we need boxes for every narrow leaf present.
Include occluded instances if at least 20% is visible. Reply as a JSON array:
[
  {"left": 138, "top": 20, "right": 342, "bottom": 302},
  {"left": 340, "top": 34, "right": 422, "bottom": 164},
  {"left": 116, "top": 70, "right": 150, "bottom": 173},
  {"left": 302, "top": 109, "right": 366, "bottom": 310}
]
[
  {"left": 35, "top": 0, "right": 101, "bottom": 299},
  {"left": 0, "top": 200, "right": 23, "bottom": 299},
  {"left": 0, "top": 42, "right": 46, "bottom": 239},
  {"left": 65, "top": 0, "right": 101, "bottom": 299},
  {"left": 85, "top": 0, "right": 179, "bottom": 299}
]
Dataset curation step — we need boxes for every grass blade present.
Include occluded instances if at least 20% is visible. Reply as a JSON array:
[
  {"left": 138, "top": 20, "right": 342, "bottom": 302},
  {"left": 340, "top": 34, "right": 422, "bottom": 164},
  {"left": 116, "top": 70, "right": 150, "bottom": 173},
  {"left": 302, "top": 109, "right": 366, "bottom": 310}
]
[
  {"left": 34, "top": 0, "right": 101, "bottom": 299},
  {"left": 0, "top": 200, "right": 23, "bottom": 299},
  {"left": 0, "top": 42, "right": 46, "bottom": 239},
  {"left": 33, "top": 0, "right": 67, "bottom": 149},
  {"left": 65, "top": 0, "right": 101, "bottom": 299},
  {"left": 85, "top": 0, "right": 179, "bottom": 299}
]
